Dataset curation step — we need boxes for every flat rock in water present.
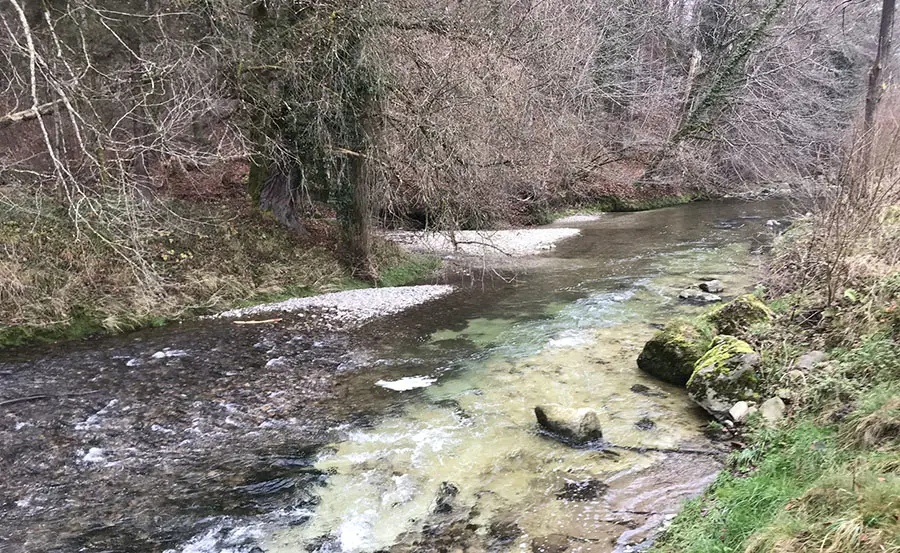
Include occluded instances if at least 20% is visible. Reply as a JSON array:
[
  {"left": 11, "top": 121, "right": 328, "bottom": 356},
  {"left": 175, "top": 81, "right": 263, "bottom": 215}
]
[
  {"left": 678, "top": 289, "right": 722, "bottom": 304},
  {"left": 534, "top": 404, "right": 603, "bottom": 445},
  {"left": 699, "top": 279, "right": 724, "bottom": 293}
]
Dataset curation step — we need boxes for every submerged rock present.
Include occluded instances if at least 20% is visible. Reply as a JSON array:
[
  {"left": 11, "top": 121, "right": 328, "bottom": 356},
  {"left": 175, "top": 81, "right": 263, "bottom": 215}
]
[
  {"left": 704, "top": 294, "right": 773, "bottom": 336},
  {"left": 534, "top": 404, "right": 603, "bottom": 445},
  {"left": 532, "top": 534, "right": 571, "bottom": 553},
  {"left": 635, "top": 417, "right": 656, "bottom": 431},
  {"left": 678, "top": 288, "right": 722, "bottom": 304},
  {"left": 637, "top": 319, "right": 713, "bottom": 386},
  {"left": 556, "top": 478, "right": 608, "bottom": 501},
  {"left": 433, "top": 481, "right": 459, "bottom": 514},
  {"left": 687, "top": 336, "right": 761, "bottom": 420},
  {"left": 699, "top": 279, "right": 724, "bottom": 293},
  {"left": 489, "top": 519, "right": 522, "bottom": 544},
  {"left": 630, "top": 383, "right": 668, "bottom": 398}
]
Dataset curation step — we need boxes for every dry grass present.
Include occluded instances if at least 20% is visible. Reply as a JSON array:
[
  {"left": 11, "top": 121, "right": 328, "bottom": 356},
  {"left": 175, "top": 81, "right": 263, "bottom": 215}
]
[{"left": 0, "top": 194, "right": 358, "bottom": 346}]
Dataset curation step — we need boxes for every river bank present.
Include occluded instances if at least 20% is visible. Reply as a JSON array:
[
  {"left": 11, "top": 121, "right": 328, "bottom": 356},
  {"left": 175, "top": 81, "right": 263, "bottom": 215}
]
[
  {"left": 2, "top": 191, "right": 710, "bottom": 350},
  {"left": 646, "top": 214, "right": 900, "bottom": 553}
]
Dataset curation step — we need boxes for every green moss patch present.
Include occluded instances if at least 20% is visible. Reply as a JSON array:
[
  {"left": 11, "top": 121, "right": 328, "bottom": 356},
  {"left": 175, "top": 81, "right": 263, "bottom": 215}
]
[{"left": 637, "top": 318, "right": 715, "bottom": 385}]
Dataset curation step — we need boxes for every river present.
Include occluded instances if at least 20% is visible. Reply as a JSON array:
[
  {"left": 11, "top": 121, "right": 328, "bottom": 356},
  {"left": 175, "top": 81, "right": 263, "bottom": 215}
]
[{"left": 0, "top": 200, "right": 787, "bottom": 553}]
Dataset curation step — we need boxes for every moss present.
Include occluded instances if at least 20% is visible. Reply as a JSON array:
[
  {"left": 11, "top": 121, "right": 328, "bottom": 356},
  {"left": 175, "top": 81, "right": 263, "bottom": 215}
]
[
  {"left": 705, "top": 293, "right": 774, "bottom": 336},
  {"left": 637, "top": 318, "right": 715, "bottom": 386},
  {"left": 687, "top": 335, "right": 760, "bottom": 418}
]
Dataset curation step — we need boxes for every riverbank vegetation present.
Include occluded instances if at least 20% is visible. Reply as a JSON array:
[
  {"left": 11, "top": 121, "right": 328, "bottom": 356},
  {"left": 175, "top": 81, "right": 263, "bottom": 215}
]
[
  {"left": 0, "top": 0, "right": 887, "bottom": 345},
  {"left": 650, "top": 31, "right": 900, "bottom": 551}
]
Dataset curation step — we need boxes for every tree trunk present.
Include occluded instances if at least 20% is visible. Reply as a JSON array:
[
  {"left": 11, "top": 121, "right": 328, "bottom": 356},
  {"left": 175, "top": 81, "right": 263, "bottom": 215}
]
[
  {"left": 863, "top": 0, "right": 896, "bottom": 139},
  {"left": 346, "top": 128, "right": 376, "bottom": 280}
]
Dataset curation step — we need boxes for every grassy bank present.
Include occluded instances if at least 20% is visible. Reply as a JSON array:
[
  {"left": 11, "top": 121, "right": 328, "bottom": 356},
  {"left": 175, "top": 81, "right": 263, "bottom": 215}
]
[
  {"left": 0, "top": 197, "right": 438, "bottom": 349},
  {"left": 651, "top": 210, "right": 900, "bottom": 553}
]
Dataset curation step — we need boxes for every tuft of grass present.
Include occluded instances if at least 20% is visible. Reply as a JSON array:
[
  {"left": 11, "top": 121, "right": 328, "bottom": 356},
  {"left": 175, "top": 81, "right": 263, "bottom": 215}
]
[{"left": 654, "top": 423, "right": 840, "bottom": 553}]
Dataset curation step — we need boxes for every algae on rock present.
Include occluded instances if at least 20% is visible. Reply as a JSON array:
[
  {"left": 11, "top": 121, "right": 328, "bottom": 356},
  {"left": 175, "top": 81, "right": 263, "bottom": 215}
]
[
  {"left": 687, "top": 335, "right": 761, "bottom": 420},
  {"left": 637, "top": 319, "right": 714, "bottom": 386},
  {"left": 704, "top": 294, "right": 774, "bottom": 336}
]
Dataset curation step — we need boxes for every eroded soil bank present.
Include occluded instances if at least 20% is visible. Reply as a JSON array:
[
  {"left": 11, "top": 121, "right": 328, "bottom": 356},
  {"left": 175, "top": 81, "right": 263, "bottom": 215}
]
[{"left": 0, "top": 200, "right": 788, "bottom": 553}]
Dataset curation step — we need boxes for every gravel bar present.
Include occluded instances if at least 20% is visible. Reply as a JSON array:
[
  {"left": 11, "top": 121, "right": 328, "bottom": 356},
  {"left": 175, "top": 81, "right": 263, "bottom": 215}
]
[
  {"left": 384, "top": 228, "right": 581, "bottom": 257},
  {"left": 215, "top": 285, "right": 455, "bottom": 325}
]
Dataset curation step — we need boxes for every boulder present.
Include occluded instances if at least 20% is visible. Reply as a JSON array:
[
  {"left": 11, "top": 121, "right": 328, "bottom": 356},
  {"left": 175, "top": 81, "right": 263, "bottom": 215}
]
[
  {"left": 534, "top": 404, "right": 603, "bottom": 445},
  {"left": 700, "top": 279, "right": 725, "bottom": 293},
  {"left": 687, "top": 336, "right": 761, "bottom": 420},
  {"left": 678, "top": 288, "right": 722, "bottom": 304},
  {"left": 704, "top": 294, "right": 774, "bottom": 336},
  {"left": 637, "top": 319, "right": 713, "bottom": 386},
  {"left": 759, "top": 397, "right": 786, "bottom": 425},
  {"left": 728, "top": 401, "right": 751, "bottom": 423}
]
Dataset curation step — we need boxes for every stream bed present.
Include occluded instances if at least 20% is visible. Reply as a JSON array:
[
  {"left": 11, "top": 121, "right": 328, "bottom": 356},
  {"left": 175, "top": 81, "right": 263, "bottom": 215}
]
[{"left": 0, "top": 200, "right": 788, "bottom": 553}]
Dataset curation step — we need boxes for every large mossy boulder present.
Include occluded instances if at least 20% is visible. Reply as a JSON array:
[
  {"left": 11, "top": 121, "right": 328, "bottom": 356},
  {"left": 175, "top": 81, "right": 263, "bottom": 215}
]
[
  {"left": 637, "top": 319, "right": 712, "bottom": 386},
  {"left": 687, "top": 336, "right": 761, "bottom": 420},
  {"left": 704, "top": 294, "right": 774, "bottom": 336}
]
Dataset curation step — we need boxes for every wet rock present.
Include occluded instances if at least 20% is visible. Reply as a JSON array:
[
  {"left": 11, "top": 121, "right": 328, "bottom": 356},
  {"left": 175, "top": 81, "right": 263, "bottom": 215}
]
[
  {"left": 556, "top": 478, "right": 608, "bottom": 501},
  {"left": 678, "top": 289, "right": 722, "bottom": 304},
  {"left": 635, "top": 417, "right": 656, "bottom": 431},
  {"left": 687, "top": 336, "right": 761, "bottom": 421},
  {"left": 759, "top": 397, "right": 786, "bottom": 425},
  {"left": 489, "top": 519, "right": 522, "bottom": 544},
  {"left": 795, "top": 351, "right": 827, "bottom": 370},
  {"left": 630, "top": 384, "right": 668, "bottom": 398},
  {"left": 699, "top": 280, "right": 724, "bottom": 294},
  {"left": 704, "top": 294, "right": 773, "bottom": 336},
  {"left": 433, "top": 481, "right": 459, "bottom": 514},
  {"left": 532, "top": 534, "right": 570, "bottom": 553},
  {"left": 534, "top": 404, "right": 603, "bottom": 445},
  {"left": 637, "top": 319, "right": 713, "bottom": 386}
]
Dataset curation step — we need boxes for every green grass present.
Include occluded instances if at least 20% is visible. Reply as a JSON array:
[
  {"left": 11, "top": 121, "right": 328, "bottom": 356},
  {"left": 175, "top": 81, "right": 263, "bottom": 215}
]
[{"left": 377, "top": 254, "right": 440, "bottom": 288}]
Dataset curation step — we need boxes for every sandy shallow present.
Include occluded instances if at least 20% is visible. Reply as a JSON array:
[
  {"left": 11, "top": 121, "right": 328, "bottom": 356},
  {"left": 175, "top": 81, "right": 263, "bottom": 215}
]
[{"left": 384, "top": 228, "right": 581, "bottom": 257}]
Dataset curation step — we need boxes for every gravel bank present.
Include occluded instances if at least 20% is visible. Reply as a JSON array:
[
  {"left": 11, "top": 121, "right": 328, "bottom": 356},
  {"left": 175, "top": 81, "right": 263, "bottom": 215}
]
[
  {"left": 384, "top": 228, "right": 581, "bottom": 257},
  {"left": 216, "top": 285, "right": 455, "bottom": 325}
]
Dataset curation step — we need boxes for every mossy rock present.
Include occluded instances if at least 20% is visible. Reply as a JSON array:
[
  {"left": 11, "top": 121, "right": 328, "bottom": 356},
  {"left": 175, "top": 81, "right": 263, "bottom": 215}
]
[
  {"left": 637, "top": 319, "right": 713, "bottom": 386},
  {"left": 704, "top": 294, "right": 774, "bottom": 336},
  {"left": 687, "top": 335, "right": 761, "bottom": 420}
]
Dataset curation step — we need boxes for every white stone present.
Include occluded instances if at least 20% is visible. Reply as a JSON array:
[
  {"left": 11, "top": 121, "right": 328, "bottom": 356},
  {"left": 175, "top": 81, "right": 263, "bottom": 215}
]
[
  {"left": 760, "top": 397, "right": 786, "bottom": 424},
  {"left": 729, "top": 401, "right": 750, "bottom": 423}
]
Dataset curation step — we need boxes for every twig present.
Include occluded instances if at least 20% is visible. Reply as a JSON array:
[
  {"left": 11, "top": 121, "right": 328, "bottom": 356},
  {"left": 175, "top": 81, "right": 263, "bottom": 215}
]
[{"left": 0, "top": 390, "right": 100, "bottom": 408}]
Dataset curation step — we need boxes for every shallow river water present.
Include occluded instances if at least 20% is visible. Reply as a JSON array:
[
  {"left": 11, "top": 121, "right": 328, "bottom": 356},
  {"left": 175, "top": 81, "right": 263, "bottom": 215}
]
[{"left": 0, "top": 200, "right": 787, "bottom": 553}]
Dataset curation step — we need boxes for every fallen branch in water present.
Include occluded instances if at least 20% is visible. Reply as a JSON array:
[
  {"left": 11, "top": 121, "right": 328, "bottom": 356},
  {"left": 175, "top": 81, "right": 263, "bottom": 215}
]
[
  {"left": 233, "top": 318, "right": 283, "bottom": 325},
  {"left": 0, "top": 390, "right": 100, "bottom": 408},
  {"left": 610, "top": 443, "right": 725, "bottom": 457}
]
